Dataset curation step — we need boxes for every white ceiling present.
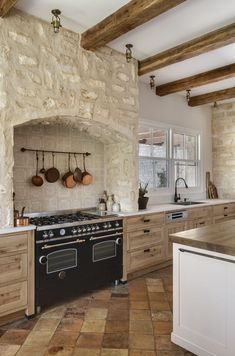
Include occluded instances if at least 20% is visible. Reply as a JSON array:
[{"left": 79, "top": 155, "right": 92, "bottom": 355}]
[{"left": 16, "top": 0, "right": 235, "bottom": 102}]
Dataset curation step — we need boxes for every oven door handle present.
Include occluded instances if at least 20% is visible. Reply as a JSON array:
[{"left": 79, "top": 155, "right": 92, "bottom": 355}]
[
  {"left": 90, "top": 232, "right": 123, "bottom": 241},
  {"left": 41, "top": 239, "right": 86, "bottom": 250}
]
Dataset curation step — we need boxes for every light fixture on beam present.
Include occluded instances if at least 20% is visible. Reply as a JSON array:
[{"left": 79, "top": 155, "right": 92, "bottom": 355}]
[
  {"left": 51, "top": 9, "right": 62, "bottom": 33},
  {"left": 149, "top": 75, "right": 156, "bottom": 90},
  {"left": 125, "top": 44, "right": 133, "bottom": 63},
  {"left": 186, "top": 89, "right": 191, "bottom": 103},
  {"left": 213, "top": 101, "right": 218, "bottom": 108}
]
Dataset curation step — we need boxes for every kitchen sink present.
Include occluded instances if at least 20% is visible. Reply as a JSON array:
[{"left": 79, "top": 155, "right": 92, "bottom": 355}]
[{"left": 171, "top": 201, "right": 204, "bottom": 206}]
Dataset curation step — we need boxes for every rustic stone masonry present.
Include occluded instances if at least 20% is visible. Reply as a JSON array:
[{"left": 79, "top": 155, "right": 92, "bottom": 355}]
[
  {"left": 212, "top": 101, "right": 235, "bottom": 198},
  {"left": 0, "top": 9, "right": 139, "bottom": 227}
]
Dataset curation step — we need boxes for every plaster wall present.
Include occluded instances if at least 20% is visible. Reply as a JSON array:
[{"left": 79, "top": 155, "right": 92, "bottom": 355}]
[
  {"left": 139, "top": 82, "right": 212, "bottom": 204},
  {"left": 0, "top": 9, "right": 139, "bottom": 227}
]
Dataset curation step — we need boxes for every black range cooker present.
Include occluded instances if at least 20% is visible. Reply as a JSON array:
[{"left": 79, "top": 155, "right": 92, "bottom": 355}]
[{"left": 30, "top": 211, "right": 123, "bottom": 313}]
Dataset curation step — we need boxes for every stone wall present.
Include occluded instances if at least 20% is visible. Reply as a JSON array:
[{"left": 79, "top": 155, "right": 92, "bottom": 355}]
[
  {"left": 0, "top": 9, "right": 139, "bottom": 227},
  {"left": 14, "top": 124, "right": 104, "bottom": 213},
  {"left": 212, "top": 102, "right": 235, "bottom": 198}
]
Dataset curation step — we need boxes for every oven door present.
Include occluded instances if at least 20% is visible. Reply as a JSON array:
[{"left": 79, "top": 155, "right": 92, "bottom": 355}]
[
  {"left": 87, "top": 233, "right": 123, "bottom": 288},
  {"left": 36, "top": 238, "right": 89, "bottom": 308}
]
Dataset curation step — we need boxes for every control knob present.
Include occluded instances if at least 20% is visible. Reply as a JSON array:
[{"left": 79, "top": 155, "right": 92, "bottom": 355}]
[
  {"left": 39, "top": 256, "right": 47, "bottom": 265},
  {"left": 71, "top": 227, "right": 77, "bottom": 235},
  {"left": 115, "top": 221, "right": 120, "bottom": 227},
  {"left": 87, "top": 226, "right": 91, "bottom": 232},
  {"left": 115, "top": 237, "right": 122, "bottom": 245},
  {"left": 77, "top": 228, "right": 82, "bottom": 234},
  {"left": 82, "top": 227, "right": 87, "bottom": 233},
  {"left": 108, "top": 222, "right": 112, "bottom": 228},
  {"left": 48, "top": 230, "right": 54, "bottom": 238},
  {"left": 103, "top": 223, "right": 108, "bottom": 229},
  {"left": 42, "top": 231, "right": 48, "bottom": 239},
  {"left": 95, "top": 225, "right": 100, "bottom": 230},
  {"left": 91, "top": 226, "right": 96, "bottom": 231}
]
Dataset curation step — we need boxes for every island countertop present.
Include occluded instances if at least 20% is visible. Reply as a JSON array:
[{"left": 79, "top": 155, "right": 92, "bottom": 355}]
[{"left": 170, "top": 219, "right": 235, "bottom": 256}]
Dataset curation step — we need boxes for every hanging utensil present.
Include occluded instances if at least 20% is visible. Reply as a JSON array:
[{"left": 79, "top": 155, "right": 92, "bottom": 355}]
[
  {"left": 82, "top": 154, "right": 93, "bottom": 185},
  {"left": 32, "top": 151, "right": 43, "bottom": 187},
  {"left": 45, "top": 152, "right": 60, "bottom": 183},
  {"left": 73, "top": 153, "right": 82, "bottom": 183},
  {"left": 40, "top": 151, "right": 46, "bottom": 174},
  {"left": 62, "top": 153, "right": 76, "bottom": 188}
]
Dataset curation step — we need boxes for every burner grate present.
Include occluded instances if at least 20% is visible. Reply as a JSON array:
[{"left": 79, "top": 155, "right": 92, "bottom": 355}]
[{"left": 29, "top": 212, "right": 98, "bottom": 227}]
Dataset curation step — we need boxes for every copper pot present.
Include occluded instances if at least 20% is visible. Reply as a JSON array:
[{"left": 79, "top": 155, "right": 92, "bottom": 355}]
[
  {"left": 32, "top": 151, "right": 43, "bottom": 187},
  {"left": 82, "top": 154, "right": 93, "bottom": 185}
]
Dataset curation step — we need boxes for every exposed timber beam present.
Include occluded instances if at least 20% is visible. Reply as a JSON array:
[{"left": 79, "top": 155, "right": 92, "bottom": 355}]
[
  {"left": 81, "top": 0, "right": 186, "bottom": 51},
  {"left": 188, "top": 87, "right": 235, "bottom": 107},
  {"left": 156, "top": 63, "right": 235, "bottom": 96},
  {"left": 0, "top": 0, "right": 16, "bottom": 17},
  {"left": 139, "top": 23, "right": 235, "bottom": 75}
]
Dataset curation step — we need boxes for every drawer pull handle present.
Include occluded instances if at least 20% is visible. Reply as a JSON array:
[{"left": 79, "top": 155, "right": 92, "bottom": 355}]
[
  {"left": 199, "top": 222, "right": 204, "bottom": 225},
  {"left": 144, "top": 248, "right": 150, "bottom": 253},
  {"left": 144, "top": 229, "right": 150, "bottom": 233},
  {"left": 224, "top": 214, "right": 228, "bottom": 217},
  {"left": 143, "top": 219, "right": 150, "bottom": 223},
  {"left": 224, "top": 207, "right": 228, "bottom": 209}
]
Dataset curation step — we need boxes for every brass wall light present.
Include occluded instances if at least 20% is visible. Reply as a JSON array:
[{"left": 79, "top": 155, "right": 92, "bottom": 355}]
[
  {"left": 150, "top": 75, "right": 156, "bottom": 90},
  {"left": 51, "top": 9, "right": 62, "bottom": 33},
  {"left": 125, "top": 44, "right": 133, "bottom": 63},
  {"left": 213, "top": 101, "right": 218, "bottom": 108},
  {"left": 186, "top": 89, "right": 191, "bottom": 103}
]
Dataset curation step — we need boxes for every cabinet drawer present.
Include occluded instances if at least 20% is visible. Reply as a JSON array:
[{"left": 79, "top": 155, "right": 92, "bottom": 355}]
[
  {"left": 128, "top": 227, "right": 163, "bottom": 251},
  {"left": 0, "top": 234, "right": 28, "bottom": 256},
  {"left": 128, "top": 244, "right": 165, "bottom": 272},
  {"left": 213, "top": 216, "right": 235, "bottom": 224},
  {"left": 187, "top": 206, "right": 212, "bottom": 220},
  {"left": 0, "top": 253, "right": 27, "bottom": 285},
  {"left": 126, "top": 213, "right": 164, "bottom": 232},
  {"left": 213, "top": 204, "right": 235, "bottom": 217},
  {"left": 0, "top": 281, "right": 27, "bottom": 316},
  {"left": 186, "top": 218, "right": 212, "bottom": 230}
]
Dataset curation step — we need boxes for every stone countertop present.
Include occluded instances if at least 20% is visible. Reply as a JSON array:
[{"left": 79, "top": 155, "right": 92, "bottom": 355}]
[
  {"left": 0, "top": 225, "right": 36, "bottom": 236},
  {"left": 118, "top": 199, "right": 235, "bottom": 217},
  {"left": 170, "top": 219, "right": 235, "bottom": 257}
]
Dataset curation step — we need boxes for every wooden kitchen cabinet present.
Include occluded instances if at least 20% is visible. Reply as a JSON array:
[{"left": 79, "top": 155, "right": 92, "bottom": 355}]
[
  {"left": 186, "top": 206, "right": 213, "bottom": 230},
  {"left": 125, "top": 212, "right": 166, "bottom": 277},
  {"left": 0, "top": 230, "right": 35, "bottom": 320},
  {"left": 165, "top": 221, "right": 186, "bottom": 259},
  {"left": 212, "top": 203, "right": 235, "bottom": 223}
]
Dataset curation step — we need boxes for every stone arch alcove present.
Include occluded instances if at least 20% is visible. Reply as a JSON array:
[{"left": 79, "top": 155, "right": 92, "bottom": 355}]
[{"left": 0, "top": 9, "right": 139, "bottom": 227}]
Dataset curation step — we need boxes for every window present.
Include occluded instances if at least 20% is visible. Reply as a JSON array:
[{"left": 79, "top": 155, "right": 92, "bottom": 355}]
[
  {"left": 138, "top": 125, "right": 201, "bottom": 192},
  {"left": 139, "top": 127, "right": 169, "bottom": 189}
]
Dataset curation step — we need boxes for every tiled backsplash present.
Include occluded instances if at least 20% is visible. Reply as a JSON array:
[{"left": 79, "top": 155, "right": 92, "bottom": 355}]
[{"left": 13, "top": 124, "right": 104, "bottom": 213}]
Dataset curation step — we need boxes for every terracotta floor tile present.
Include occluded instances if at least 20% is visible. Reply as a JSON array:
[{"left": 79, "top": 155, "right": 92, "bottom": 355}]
[
  {"left": 101, "top": 348, "right": 128, "bottom": 356},
  {"left": 57, "top": 318, "right": 83, "bottom": 332},
  {"left": 24, "top": 330, "right": 54, "bottom": 347},
  {"left": 156, "top": 352, "right": 192, "bottom": 356},
  {"left": 148, "top": 292, "right": 167, "bottom": 302},
  {"left": 109, "top": 298, "right": 129, "bottom": 309},
  {"left": 150, "top": 302, "right": 171, "bottom": 312},
  {"left": 49, "top": 331, "right": 79, "bottom": 347},
  {"left": 7, "top": 318, "right": 38, "bottom": 331},
  {"left": 153, "top": 321, "right": 173, "bottom": 335},
  {"left": 88, "top": 300, "right": 110, "bottom": 309},
  {"left": 129, "top": 333, "right": 155, "bottom": 350},
  {"left": 102, "top": 332, "right": 128, "bottom": 349},
  {"left": 147, "top": 285, "right": 164, "bottom": 293},
  {"left": 130, "top": 309, "right": 151, "bottom": 321},
  {"left": 33, "top": 317, "right": 60, "bottom": 332},
  {"left": 130, "top": 301, "right": 149, "bottom": 310},
  {"left": 81, "top": 320, "right": 106, "bottom": 333},
  {"left": 151, "top": 311, "right": 172, "bottom": 322},
  {"left": 41, "top": 306, "right": 66, "bottom": 319},
  {"left": 107, "top": 309, "right": 129, "bottom": 321},
  {"left": 146, "top": 278, "right": 163, "bottom": 286},
  {"left": 0, "top": 329, "right": 30, "bottom": 345},
  {"left": 129, "top": 351, "right": 156, "bottom": 356},
  {"left": 72, "top": 348, "right": 101, "bottom": 356},
  {"left": 16, "top": 345, "right": 46, "bottom": 356},
  {"left": 155, "top": 335, "right": 183, "bottom": 351},
  {"left": 85, "top": 308, "right": 108, "bottom": 320},
  {"left": 129, "top": 320, "right": 153, "bottom": 334},
  {"left": 105, "top": 320, "right": 129, "bottom": 334},
  {"left": 45, "top": 345, "right": 74, "bottom": 356},
  {"left": 77, "top": 332, "right": 103, "bottom": 348},
  {"left": 0, "top": 344, "right": 20, "bottom": 356},
  {"left": 92, "top": 289, "right": 111, "bottom": 301}
]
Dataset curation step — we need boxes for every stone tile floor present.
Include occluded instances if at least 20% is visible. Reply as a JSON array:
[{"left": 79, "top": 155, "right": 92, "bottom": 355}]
[{"left": 0, "top": 267, "right": 194, "bottom": 355}]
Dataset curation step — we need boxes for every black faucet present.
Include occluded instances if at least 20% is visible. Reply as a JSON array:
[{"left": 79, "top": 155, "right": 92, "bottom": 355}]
[{"left": 174, "top": 177, "right": 188, "bottom": 202}]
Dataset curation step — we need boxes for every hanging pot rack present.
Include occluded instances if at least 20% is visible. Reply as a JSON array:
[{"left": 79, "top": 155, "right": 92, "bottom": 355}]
[{"left": 21, "top": 147, "right": 91, "bottom": 156}]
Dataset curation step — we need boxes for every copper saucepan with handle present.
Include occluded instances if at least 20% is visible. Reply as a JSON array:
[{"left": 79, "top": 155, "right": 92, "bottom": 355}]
[
  {"left": 82, "top": 153, "right": 93, "bottom": 185},
  {"left": 62, "top": 153, "right": 76, "bottom": 188},
  {"left": 32, "top": 151, "right": 43, "bottom": 187},
  {"left": 45, "top": 152, "right": 60, "bottom": 183}
]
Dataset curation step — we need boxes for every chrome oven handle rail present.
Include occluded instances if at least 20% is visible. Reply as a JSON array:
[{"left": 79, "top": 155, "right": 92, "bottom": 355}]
[
  {"left": 89, "top": 232, "right": 123, "bottom": 241},
  {"left": 41, "top": 239, "right": 86, "bottom": 250}
]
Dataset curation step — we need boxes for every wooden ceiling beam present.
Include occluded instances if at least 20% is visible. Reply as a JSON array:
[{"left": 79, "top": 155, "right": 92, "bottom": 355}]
[
  {"left": 0, "top": 0, "right": 17, "bottom": 17},
  {"left": 156, "top": 63, "right": 235, "bottom": 96},
  {"left": 81, "top": 0, "right": 186, "bottom": 51},
  {"left": 139, "top": 23, "right": 235, "bottom": 75},
  {"left": 188, "top": 87, "right": 235, "bottom": 107}
]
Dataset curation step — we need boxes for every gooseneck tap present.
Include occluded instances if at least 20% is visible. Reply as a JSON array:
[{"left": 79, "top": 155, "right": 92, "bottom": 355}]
[{"left": 174, "top": 177, "right": 188, "bottom": 202}]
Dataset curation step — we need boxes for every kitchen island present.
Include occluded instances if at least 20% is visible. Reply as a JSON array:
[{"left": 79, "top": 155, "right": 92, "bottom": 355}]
[{"left": 170, "top": 220, "right": 235, "bottom": 356}]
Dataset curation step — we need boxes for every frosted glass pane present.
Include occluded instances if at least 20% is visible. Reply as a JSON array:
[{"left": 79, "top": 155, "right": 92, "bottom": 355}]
[
  {"left": 173, "top": 133, "right": 184, "bottom": 159},
  {"left": 174, "top": 161, "right": 197, "bottom": 187},
  {"left": 152, "top": 129, "right": 167, "bottom": 158},
  {"left": 139, "top": 159, "right": 168, "bottom": 189},
  {"left": 185, "top": 135, "right": 196, "bottom": 160}
]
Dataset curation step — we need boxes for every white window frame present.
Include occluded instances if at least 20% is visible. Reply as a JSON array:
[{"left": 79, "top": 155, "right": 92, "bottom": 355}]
[{"left": 139, "top": 120, "right": 203, "bottom": 198}]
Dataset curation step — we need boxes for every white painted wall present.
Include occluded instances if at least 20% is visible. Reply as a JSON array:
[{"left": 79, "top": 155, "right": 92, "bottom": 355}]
[{"left": 139, "top": 81, "right": 212, "bottom": 205}]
